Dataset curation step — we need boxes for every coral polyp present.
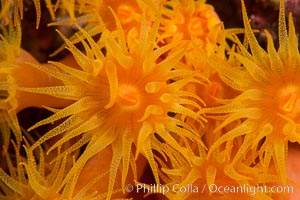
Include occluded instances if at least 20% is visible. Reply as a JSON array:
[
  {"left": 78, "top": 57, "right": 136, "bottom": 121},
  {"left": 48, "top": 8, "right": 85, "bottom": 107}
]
[
  {"left": 51, "top": 0, "right": 152, "bottom": 38},
  {"left": 158, "top": 0, "right": 222, "bottom": 53},
  {"left": 201, "top": 0, "right": 300, "bottom": 184},
  {"left": 19, "top": 10, "right": 205, "bottom": 199},
  {"left": 158, "top": 141, "right": 278, "bottom": 200}
]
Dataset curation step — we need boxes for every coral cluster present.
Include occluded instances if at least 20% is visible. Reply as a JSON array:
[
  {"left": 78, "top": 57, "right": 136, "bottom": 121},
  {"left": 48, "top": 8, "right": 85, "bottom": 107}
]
[{"left": 0, "top": 0, "right": 299, "bottom": 199}]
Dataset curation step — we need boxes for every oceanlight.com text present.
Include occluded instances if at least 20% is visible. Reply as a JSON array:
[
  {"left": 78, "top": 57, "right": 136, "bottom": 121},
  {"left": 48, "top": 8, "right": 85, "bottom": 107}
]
[{"left": 207, "top": 183, "right": 294, "bottom": 196}]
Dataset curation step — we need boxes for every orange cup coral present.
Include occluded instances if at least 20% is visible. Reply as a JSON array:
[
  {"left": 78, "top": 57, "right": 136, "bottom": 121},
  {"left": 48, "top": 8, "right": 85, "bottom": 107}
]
[
  {"left": 201, "top": 0, "right": 300, "bottom": 186},
  {"left": 19, "top": 7, "right": 205, "bottom": 199}
]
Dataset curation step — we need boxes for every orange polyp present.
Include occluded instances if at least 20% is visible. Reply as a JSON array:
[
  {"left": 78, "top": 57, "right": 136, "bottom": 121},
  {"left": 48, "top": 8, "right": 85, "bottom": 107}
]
[
  {"left": 158, "top": 1, "right": 222, "bottom": 58},
  {"left": 117, "top": 84, "right": 139, "bottom": 106}
]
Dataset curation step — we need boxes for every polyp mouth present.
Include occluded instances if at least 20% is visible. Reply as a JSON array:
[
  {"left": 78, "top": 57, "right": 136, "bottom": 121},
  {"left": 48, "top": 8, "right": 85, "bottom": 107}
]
[
  {"left": 277, "top": 85, "right": 300, "bottom": 117},
  {"left": 117, "top": 84, "right": 140, "bottom": 107}
]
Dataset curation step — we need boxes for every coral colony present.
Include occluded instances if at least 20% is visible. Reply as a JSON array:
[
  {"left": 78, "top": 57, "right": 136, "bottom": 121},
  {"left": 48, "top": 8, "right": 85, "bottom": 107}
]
[{"left": 0, "top": 0, "right": 299, "bottom": 199}]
